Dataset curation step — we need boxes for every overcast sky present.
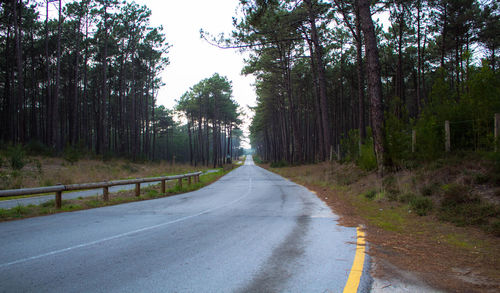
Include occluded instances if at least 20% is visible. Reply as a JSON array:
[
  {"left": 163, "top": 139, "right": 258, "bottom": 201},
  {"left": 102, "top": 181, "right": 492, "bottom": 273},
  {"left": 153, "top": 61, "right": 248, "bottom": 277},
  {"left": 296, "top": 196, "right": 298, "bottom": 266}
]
[{"left": 133, "top": 0, "right": 256, "bottom": 144}]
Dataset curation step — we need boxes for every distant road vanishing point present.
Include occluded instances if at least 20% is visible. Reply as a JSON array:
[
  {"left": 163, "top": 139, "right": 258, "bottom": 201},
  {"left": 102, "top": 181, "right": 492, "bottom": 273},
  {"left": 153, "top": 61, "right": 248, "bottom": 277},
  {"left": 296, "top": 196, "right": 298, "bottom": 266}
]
[{"left": 0, "top": 155, "right": 370, "bottom": 292}]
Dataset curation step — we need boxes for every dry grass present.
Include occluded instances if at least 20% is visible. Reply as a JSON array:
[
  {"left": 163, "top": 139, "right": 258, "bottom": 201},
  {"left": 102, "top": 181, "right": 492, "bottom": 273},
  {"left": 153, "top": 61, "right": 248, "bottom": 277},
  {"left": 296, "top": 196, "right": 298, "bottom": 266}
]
[
  {"left": 0, "top": 156, "right": 212, "bottom": 191},
  {"left": 263, "top": 157, "right": 500, "bottom": 293}
]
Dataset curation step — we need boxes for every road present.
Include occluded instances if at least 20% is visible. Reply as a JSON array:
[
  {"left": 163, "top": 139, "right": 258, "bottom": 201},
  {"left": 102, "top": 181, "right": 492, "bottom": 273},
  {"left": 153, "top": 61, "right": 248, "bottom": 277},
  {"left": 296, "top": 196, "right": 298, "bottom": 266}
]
[{"left": 0, "top": 156, "right": 371, "bottom": 292}]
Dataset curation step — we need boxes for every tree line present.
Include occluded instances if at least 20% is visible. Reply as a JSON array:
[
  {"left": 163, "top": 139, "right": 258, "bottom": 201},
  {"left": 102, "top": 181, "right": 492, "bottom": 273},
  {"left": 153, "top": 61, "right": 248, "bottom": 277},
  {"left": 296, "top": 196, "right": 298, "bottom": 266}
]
[
  {"left": 177, "top": 73, "right": 243, "bottom": 168},
  {"left": 0, "top": 0, "right": 244, "bottom": 163},
  {"left": 220, "top": 0, "right": 499, "bottom": 173}
]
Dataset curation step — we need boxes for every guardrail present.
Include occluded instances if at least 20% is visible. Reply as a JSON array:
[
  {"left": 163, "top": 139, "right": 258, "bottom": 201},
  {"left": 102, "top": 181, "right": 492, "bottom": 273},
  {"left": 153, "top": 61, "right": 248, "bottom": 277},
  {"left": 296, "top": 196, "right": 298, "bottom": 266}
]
[{"left": 0, "top": 171, "right": 202, "bottom": 209}]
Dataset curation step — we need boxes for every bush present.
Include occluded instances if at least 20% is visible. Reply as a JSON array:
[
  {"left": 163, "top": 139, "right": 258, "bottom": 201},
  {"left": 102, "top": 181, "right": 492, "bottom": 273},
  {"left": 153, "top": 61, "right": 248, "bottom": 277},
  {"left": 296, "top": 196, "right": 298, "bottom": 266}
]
[
  {"left": 398, "top": 192, "right": 417, "bottom": 203},
  {"left": 270, "top": 160, "right": 288, "bottom": 168},
  {"left": 63, "top": 146, "right": 82, "bottom": 164},
  {"left": 8, "top": 145, "right": 26, "bottom": 170},
  {"left": 421, "top": 183, "right": 439, "bottom": 197},
  {"left": 357, "top": 140, "right": 377, "bottom": 171},
  {"left": 439, "top": 184, "right": 498, "bottom": 226},
  {"left": 25, "top": 140, "right": 53, "bottom": 156},
  {"left": 363, "top": 189, "right": 377, "bottom": 200},
  {"left": 487, "top": 219, "right": 500, "bottom": 237},
  {"left": 340, "top": 129, "right": 360, "bottom": 162},
  {"left": 409, "top": 196, "right": 433, "bottom": 216}
]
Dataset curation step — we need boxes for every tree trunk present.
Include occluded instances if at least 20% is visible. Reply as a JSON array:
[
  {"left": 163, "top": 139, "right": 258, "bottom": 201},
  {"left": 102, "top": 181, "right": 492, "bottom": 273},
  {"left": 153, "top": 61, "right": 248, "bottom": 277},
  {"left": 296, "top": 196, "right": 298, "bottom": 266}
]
[
  {"left": 358, "top": 0, "right": 385, "bottom": 176},
  {"left": 53, "top": 0, "right": 62, "bottom": 150}
]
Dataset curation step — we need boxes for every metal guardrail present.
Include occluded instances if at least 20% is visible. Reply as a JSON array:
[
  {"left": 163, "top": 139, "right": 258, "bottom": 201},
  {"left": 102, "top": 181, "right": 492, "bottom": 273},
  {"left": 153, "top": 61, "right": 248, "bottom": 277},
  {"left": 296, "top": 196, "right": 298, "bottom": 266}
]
[{"left": 0, "top": 171, "right": 202, "bottom": 209}]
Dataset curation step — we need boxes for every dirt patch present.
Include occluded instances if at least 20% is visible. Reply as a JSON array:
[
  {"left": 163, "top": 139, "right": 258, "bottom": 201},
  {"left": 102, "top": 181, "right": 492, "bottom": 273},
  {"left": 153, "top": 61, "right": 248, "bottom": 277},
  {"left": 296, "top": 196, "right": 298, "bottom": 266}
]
[{"left": 262, "top": 161, "right": 500, "bottom": 293}]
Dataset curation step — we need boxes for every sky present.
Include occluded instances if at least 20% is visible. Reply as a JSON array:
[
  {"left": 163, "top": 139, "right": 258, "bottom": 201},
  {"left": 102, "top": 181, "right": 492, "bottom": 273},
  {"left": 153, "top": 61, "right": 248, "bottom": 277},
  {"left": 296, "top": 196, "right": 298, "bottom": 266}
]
[{"left": 134, "top": 0, "right": 256, "bottom": 147}]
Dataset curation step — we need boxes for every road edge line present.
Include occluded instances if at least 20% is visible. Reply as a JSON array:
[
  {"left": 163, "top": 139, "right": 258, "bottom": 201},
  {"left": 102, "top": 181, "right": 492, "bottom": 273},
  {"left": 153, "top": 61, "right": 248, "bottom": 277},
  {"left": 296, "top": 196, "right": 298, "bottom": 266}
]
[{"left": 343, "top": 226, "right": 366, "bottom": 293}]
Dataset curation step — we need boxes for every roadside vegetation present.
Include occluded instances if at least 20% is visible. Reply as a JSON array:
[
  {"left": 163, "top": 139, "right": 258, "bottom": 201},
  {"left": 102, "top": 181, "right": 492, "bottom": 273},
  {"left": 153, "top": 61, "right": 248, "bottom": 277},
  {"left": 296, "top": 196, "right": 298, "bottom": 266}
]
[
  {"left": 0, "top": 146, "right": 216, "bottom": 193},
  {"left": 257, "top": 153, "right": 500, "bottom": 292},
  {"left": 0, "top": 166, "right": 236, "bottom": 222}
]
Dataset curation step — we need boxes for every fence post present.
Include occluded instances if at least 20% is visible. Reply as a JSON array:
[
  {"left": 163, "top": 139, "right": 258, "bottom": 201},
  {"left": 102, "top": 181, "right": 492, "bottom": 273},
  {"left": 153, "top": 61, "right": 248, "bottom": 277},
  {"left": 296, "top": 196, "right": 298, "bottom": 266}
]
[
  {"left": 495, "top": 113, "right": 499, "bottom": 152},
  {"left": 55, "top": 190, "right": 62, "bottom": 209},
  {"left": 188, "top": 176, "right": 192, "bottom": 185},
  {"left": 161, "top": 180, "right": 166, "bottom": 194},
  {"left": 445, "top": 120, "right": 450, "bottom": 152},
  {"left": 135, "top": 183, "right": 140, "bottom": 197},
  {"left": 103, "top": 186, "right": 109, "bottom": 201},
  {"left": 196, "top": 174, "right": 200, "bottom": 183},
  {"left": 412, "top": 129, "right": 416, "bottom": 153},
  {"left": 178, "top": 178, "right": 183, "bottom": 188}
]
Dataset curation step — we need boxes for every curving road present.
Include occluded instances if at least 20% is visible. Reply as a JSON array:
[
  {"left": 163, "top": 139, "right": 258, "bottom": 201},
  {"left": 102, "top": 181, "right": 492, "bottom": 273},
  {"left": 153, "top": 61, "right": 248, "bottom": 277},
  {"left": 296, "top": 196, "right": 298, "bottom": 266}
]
[{"left": 0, "top": 156, "right": 370, "bottom": 292}]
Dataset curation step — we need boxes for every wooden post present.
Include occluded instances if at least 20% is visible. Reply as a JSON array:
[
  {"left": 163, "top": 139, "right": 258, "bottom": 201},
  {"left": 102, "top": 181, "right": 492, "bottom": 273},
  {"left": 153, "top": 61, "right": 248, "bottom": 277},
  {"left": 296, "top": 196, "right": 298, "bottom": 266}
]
[
  {"left": 103, "top": 186, "right": 109, "bottom": 201},
  {"left": 161, "top": 180, "right": 166, "bottom": 194},
  {"left": 178, "top": 178, "right": 182, "bottom": 188},
  {"left": 188, "top": 176, "right": 192, "bottom": 185},
  {"left": 445, "top": 120, "right": 450, "bottom": 152},
  {"left": 135, "top": 183, "right": 140, "bottom": 197},
  {"left": 55, "top": 191, "right": 62, "bottom": 209},
  {"left": 196, "top": 174, "right": 200, "bottom": 183},
  {"left": 495, "top": 113, "right": 499, "bottom": 152},
  {"left": 412, "top": 129, "right": 416, "bottom": 153}
]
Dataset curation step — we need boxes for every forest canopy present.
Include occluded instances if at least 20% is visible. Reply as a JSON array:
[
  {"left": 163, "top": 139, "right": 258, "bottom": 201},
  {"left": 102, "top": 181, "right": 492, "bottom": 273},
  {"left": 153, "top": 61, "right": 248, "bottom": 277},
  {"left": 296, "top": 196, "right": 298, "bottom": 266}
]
[
  {"left": 227, "top": 0, "right": 500, "bottom": 170},
  {"left": 0, "top": 0, "right": 244, "bottom": 163}
]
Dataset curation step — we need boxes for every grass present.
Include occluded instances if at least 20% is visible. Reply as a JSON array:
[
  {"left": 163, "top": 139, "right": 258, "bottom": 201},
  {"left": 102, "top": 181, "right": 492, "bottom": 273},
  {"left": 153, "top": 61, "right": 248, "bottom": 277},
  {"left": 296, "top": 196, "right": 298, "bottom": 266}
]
[
  {"left": 0, "top": 167, "right": 234, "bottom": 222},
  {"left": 0, "top": 155, "right": 213, "bottom": 191}
]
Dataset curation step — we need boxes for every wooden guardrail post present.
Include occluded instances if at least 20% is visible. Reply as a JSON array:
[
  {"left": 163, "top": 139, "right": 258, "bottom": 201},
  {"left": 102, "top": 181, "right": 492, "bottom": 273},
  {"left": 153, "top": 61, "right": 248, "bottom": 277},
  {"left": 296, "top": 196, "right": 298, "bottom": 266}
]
[
  {"left": 188, "top": 176, "right": 192, "bottom": 185},
  {"left": 161, "top": 179, "right": 166, "bottom": 194},
  {"left": 495, "top": 113, "right": 499, "bottom": 152},
  {"left": 103, "top": 186, "right": 109, "bottom": 201},
  {"left": 178, "top": 178, "right": 183, "bottom": 188},
  {"left": 135, "top": 183, "right": 140, "bottom": 197},
  {"left": 445, "top": 120, "right": 450, "bottom": 152},
  {"left": 55, "top": 190, "right": 62, "bottom": 209},
  {"left": 196, "top": 174, "right": 200, "bottom": 183}
]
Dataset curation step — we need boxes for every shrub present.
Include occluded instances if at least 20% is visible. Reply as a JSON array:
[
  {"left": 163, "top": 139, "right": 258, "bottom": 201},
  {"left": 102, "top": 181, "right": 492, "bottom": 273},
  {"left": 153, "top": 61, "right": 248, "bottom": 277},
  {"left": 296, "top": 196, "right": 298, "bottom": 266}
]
[
  {"left": 398, "top": 192, "right": 417, "bottom": 203},
  {"left": 409, "top": 196, "right": 433, "bottom": 216},
  {"left": 421, "top": 183, "right": 438, "bottom": 197},
  {"left": 63, "top": 146, "right": 82, "bottom": 164},
  {"left": 441, "top": 184, "right": 471, "bottom": 205},
  {"left": 357, "top": 141, "right": 377, "bottom": 171},
  {"left": 363, "top": 189, "right": 377, "bottom": 200},
  {"left": 270, "top": 160, "right": 288, "bottom": 168},
  {"left": 25, "top": 140, "right": 53, "bottom": 156},
  {"left": 121, "top": 162, "right": 139, "bottom": 173},
  {"left": 8, "top": 145, "right": 26, "bottom": 170},
  {"left": 487, "top": 220, "right": 500, "bottom": 237},
  {"left": 439, "top": 184, "right": 497, "bottom": 226},
  {"left": 472, "top": 172, "right": 489, "bottom": 184},
  {"left": 383, "top": 175, "right": 399, "bottom": 201}
]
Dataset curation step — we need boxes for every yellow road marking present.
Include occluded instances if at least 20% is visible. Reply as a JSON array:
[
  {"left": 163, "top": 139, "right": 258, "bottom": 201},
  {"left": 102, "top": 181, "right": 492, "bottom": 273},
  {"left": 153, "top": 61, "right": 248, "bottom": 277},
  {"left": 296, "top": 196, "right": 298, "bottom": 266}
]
[{"left": 343, "top": 227, "right": 366, "bottom": 293}]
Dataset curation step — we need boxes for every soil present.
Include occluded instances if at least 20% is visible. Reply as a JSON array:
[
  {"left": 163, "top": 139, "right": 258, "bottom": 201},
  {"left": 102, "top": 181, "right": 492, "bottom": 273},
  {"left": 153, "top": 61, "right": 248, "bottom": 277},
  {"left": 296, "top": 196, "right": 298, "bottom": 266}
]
[{"left": 261, "top": 162, "right": 500, "bottom": 293}]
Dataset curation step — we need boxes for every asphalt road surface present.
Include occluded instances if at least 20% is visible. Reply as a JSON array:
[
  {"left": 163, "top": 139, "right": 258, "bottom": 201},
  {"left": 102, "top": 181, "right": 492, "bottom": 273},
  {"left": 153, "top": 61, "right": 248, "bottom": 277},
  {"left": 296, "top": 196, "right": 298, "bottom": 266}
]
[{"left": 0, "top": 156, "right": 371, "bottom": 292}]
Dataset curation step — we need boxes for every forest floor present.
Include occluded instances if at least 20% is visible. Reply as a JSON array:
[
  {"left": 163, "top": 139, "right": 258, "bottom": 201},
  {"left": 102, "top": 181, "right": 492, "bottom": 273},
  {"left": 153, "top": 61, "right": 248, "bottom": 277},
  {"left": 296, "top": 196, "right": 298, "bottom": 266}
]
[
  {"left": 0, "top": 155, "right": 213, "bottom": 194},
  {"left": 259, "top": 153, "right": 500, "bottom": 292}
]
